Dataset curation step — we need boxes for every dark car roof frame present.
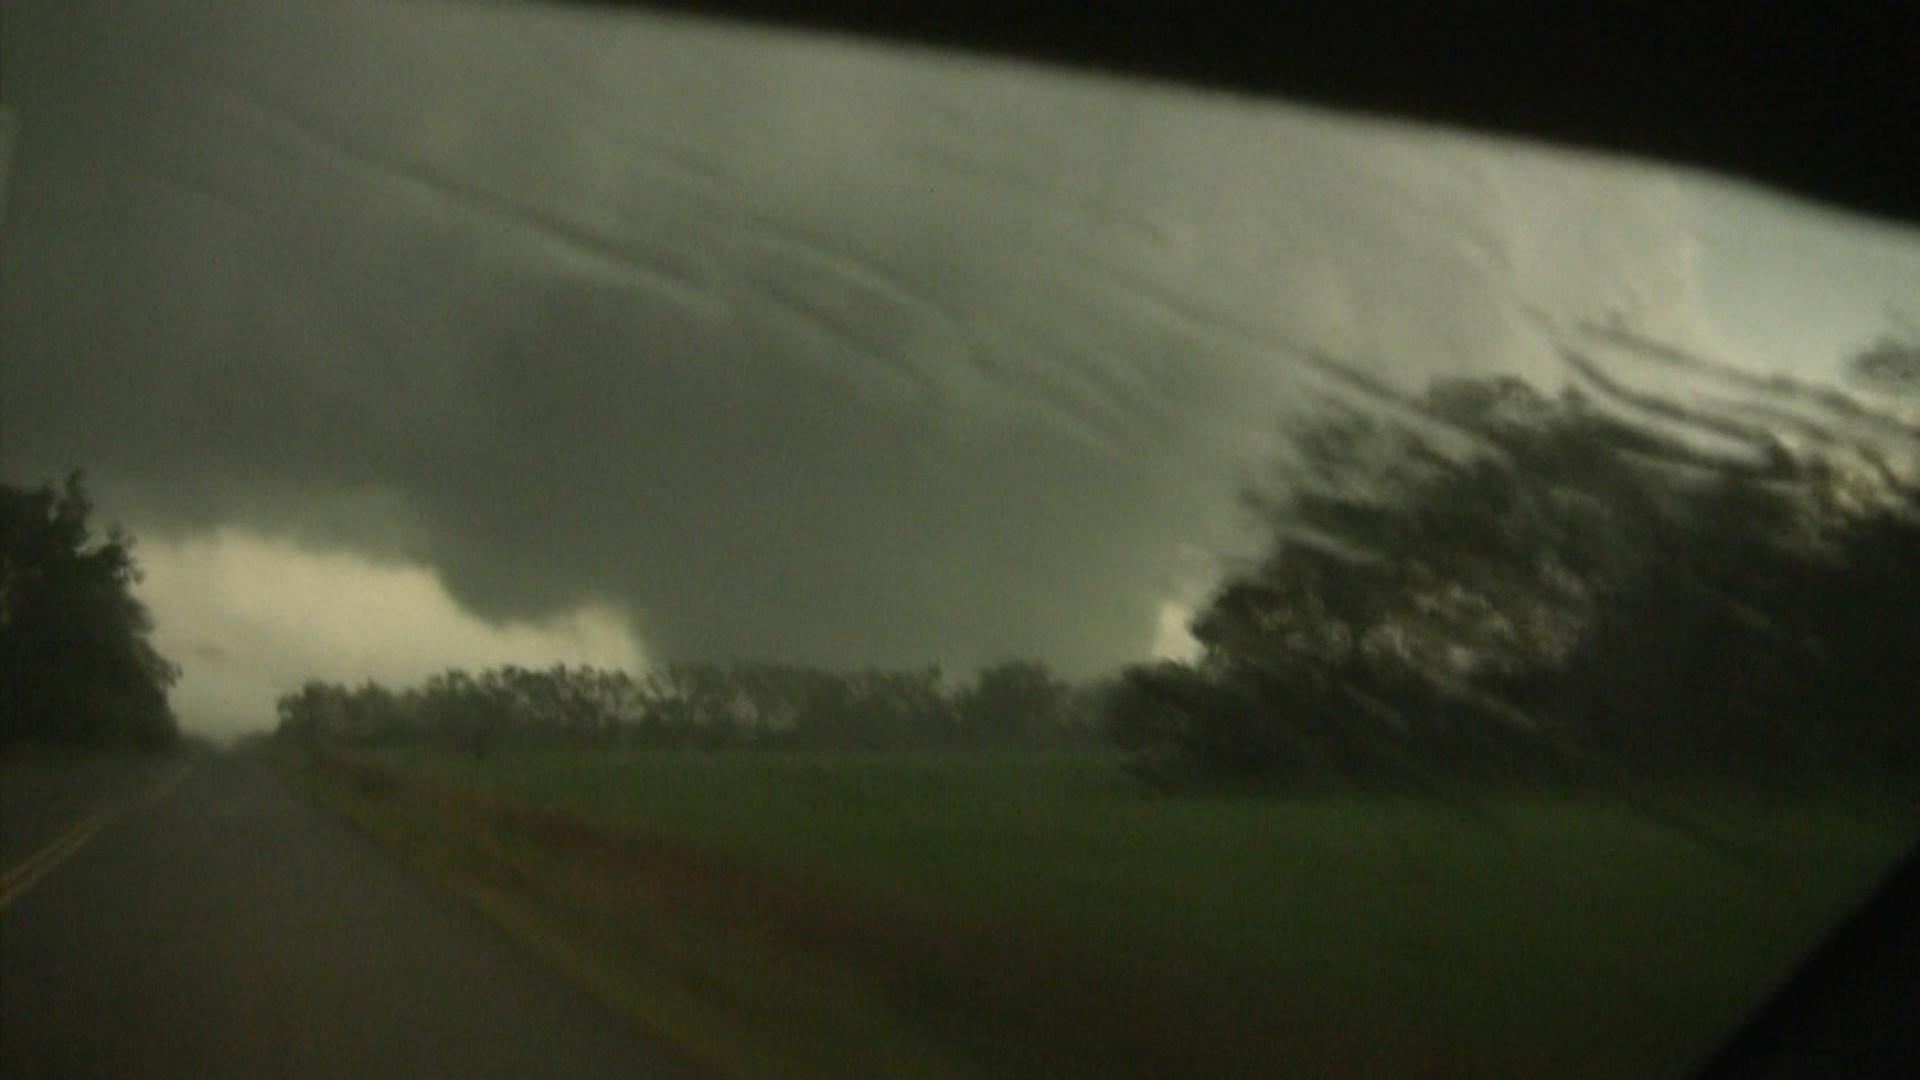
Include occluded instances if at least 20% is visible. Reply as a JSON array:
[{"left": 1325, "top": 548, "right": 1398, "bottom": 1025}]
[{"left": 587, "top": 2, "right": 1919, "bottom": 228}]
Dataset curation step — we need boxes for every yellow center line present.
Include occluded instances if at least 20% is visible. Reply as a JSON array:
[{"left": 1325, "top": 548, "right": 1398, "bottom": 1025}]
[
  {"left": 0, "top": 758, "right": 199, "bottom": 913},
  {"left": 0, "top": 810, "right": 113, "bottom": 911}
]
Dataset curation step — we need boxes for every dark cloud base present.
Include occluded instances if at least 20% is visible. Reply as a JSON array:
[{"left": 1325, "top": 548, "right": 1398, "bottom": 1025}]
[{"left": 1, "top": 0, "right": 1745, "bottom": 678}]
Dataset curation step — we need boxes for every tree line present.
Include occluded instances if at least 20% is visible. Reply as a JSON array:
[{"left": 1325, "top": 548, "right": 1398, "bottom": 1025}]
[
  {"left": 1, "top": 473, "right": 181, "bottom": 751},
  {"left": 276, "top": 659, "right": 1103, "bottom": 753},
  {"left": 1106, "top": 355, "right": 1919, "bottom": 797}
]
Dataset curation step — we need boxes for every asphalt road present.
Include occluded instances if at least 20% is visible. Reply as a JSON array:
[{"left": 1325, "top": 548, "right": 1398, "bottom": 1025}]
[{"left": 1, "top": 750, "right": 704, "bottom": 1079}]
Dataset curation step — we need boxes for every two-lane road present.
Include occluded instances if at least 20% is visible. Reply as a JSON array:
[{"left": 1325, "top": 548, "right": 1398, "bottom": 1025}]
[{"left": 2, "top": 751, "right": 701, "bottom": 1078}]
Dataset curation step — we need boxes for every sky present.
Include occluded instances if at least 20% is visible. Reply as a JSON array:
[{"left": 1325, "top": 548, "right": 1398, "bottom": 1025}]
[{"left": 4, "top": 0, "right": 1918, "bottom": 739}]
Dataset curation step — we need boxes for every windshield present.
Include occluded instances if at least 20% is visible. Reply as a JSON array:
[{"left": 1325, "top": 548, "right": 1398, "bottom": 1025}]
[{"left": 3, "top": 3, "right": 1917, "bottom": 1078}]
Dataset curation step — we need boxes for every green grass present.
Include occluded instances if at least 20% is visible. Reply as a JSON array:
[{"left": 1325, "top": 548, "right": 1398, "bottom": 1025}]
[{"left": 283, "top": 746, "right": 1915, "bottom": 1079}]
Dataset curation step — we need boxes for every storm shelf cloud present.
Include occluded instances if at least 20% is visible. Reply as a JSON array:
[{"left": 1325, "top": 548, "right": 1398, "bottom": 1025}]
[{"left": 4, "top": 0, "right": 1916, "bottom": 737}]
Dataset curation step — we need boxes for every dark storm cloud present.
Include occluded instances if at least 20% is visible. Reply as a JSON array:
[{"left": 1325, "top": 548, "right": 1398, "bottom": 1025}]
[{"left": 0, "top": 0, "right": 1718, "bottom": 675}]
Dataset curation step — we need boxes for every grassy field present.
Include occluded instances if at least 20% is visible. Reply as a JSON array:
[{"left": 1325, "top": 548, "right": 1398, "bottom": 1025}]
[{"left": 280, "top": 746, "right": 1913, "bottom": 1079}]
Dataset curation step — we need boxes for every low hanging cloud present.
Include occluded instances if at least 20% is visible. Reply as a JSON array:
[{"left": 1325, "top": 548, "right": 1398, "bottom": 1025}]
[
  {"left": 3, "top": 0, "right": 1756, "bottom": 733},
  {"left": 137, "top": 529, "right": 646, "bottom": 738}
]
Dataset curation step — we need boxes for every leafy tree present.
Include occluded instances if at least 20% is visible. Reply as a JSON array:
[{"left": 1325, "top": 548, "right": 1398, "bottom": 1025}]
[
  {"left": 1103, "top": 661, "right": 1285, "bottom": 781},
  {"left": 954, "top": 660, "right": 1068, "bottom": 744},
  {"left": 1, "top": 473, "right": 180, "bottom": 750},
  {"left": 1109, "top": 374, "right": 1920, "bottom": 794},
  {"left": 276, "top": 680, "right": 351, "bottom": 746},
  {"left": 274, "top": 658, "right": 1089, "bottom": 753},
  {"left": 1160, "top": 380, "right": 1675, "bottom": 786},
  {"left": 1558, "top": 450, "right": 1920, "bottom": 788}
]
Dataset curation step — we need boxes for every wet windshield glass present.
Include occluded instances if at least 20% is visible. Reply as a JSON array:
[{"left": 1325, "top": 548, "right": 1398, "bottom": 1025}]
[{"left": 3, "top": 3, "right": 1917, "bottom": 1077}]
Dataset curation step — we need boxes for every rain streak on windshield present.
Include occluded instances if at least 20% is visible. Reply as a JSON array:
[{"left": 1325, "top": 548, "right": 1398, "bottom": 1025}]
[{"left": 2, "top": 3, "right": 1917, "bottom": 1078}]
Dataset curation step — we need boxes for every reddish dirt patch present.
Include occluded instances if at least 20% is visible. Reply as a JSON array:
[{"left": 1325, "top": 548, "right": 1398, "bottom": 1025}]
[{"left": 307, "top": 752, "right": 1476, "bottom": 1079}]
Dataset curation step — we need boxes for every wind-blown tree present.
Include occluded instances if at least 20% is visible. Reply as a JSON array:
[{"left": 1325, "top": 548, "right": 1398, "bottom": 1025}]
[
  {"left": 1109, "top": 372, "right": 1920, "bottom": 794},
  {"left": 1557, "top": 449, "right": 1920, "bottom": 788},
  {"left": 1154, "top": 379, "right": 1684, "bottom": 786},
  {"left": 1, "top": 473, "right": 180, "bottom": 750}
]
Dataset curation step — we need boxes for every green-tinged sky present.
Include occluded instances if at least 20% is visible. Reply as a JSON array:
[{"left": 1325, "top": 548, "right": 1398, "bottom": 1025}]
[{"left": 4, "top": 0, "right": 1917, "bottom": 737}]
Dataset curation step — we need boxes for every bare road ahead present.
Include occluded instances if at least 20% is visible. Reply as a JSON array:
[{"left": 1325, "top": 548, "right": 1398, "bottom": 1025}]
[{"left": 2, "top": 751, "right": 702, "bottom": 1079}]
